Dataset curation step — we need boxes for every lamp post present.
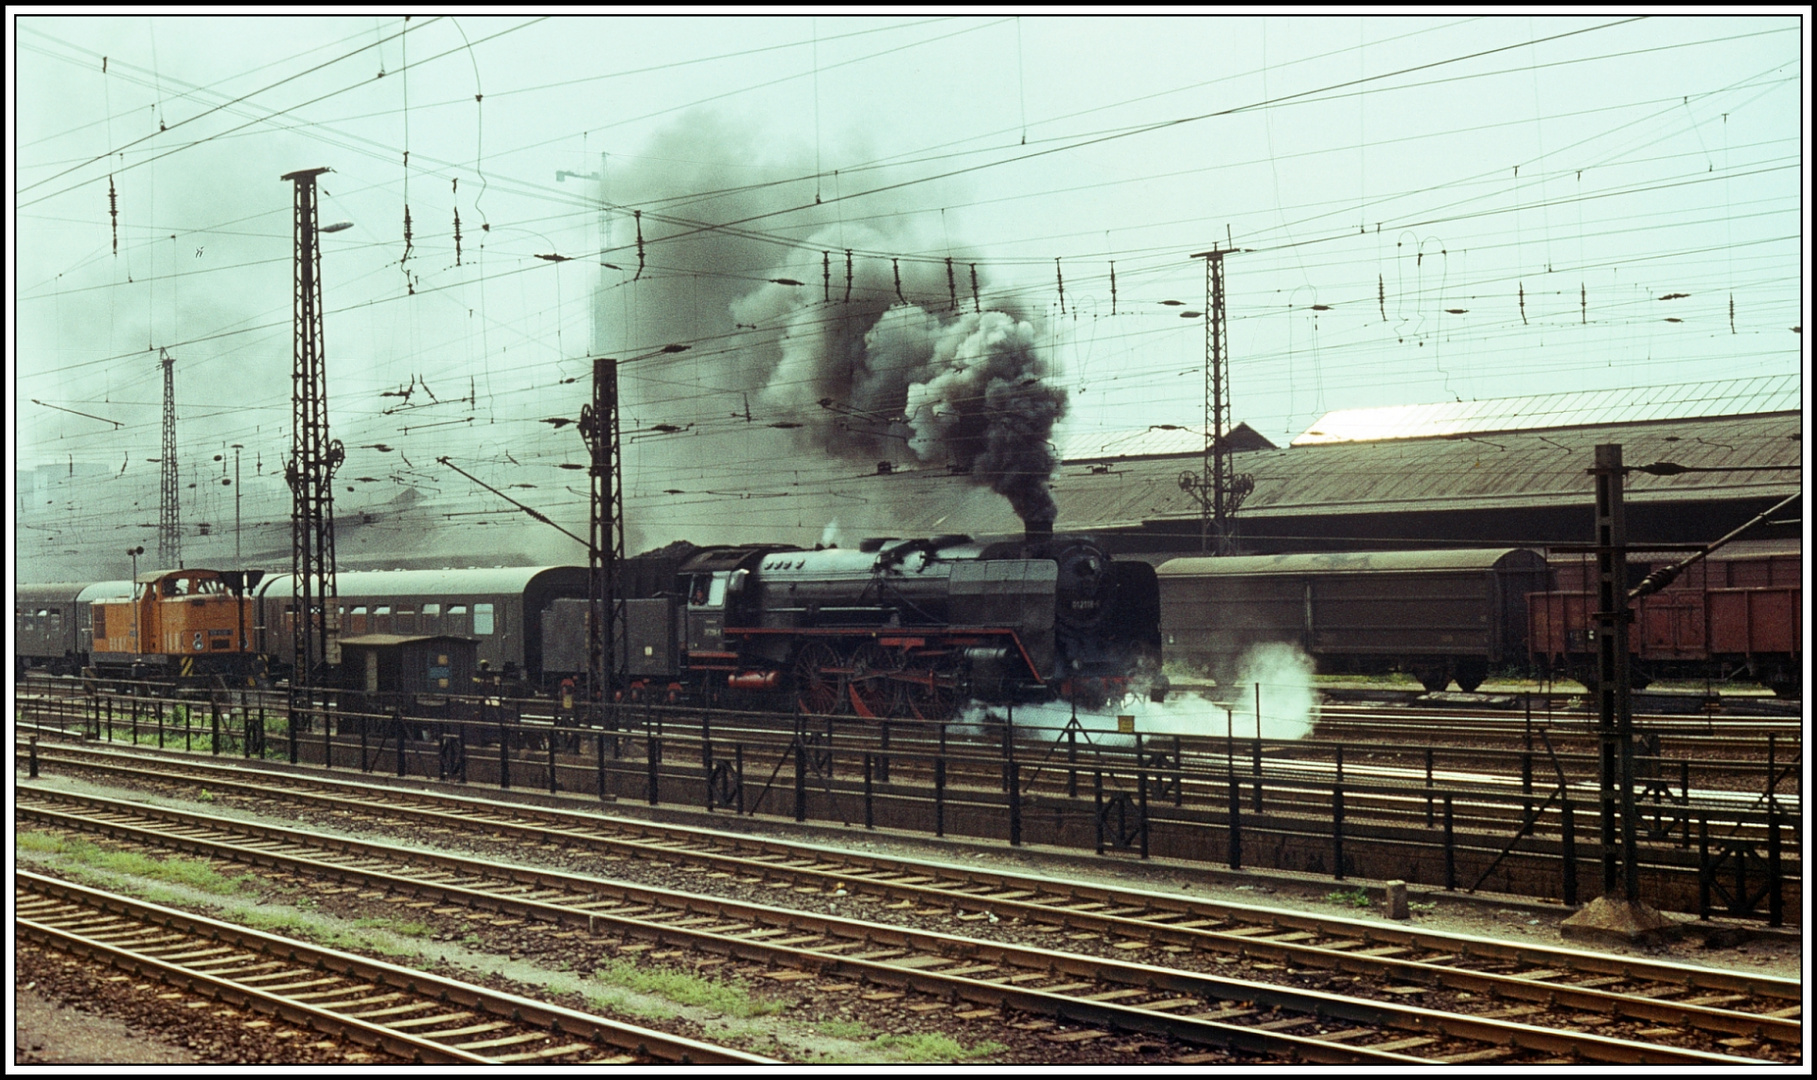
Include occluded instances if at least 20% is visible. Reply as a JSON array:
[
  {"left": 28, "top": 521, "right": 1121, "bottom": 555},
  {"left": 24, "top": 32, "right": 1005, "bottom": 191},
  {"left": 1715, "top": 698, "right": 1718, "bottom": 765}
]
[{"left": 127, "top": 545, "right": 144, "bottom": 579}]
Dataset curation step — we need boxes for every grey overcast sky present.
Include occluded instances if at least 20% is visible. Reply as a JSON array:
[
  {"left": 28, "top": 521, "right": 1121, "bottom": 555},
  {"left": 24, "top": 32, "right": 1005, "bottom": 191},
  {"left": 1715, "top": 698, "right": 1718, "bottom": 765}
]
[{"left": 9, "top": 10, "right": 1808, "bottom": 557}]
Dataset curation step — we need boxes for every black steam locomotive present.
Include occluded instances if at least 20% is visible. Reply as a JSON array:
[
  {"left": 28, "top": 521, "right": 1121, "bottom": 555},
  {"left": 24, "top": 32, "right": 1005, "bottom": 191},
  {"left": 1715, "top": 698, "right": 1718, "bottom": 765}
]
[{"left": 545, "top": 531, "right": 1166, "bottom": 719}]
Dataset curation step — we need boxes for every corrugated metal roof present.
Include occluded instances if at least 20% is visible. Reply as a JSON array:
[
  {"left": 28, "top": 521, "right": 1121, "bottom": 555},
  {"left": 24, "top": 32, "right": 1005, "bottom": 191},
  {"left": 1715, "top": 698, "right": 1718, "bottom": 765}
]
[
  {"left": 1058, "top": 422, "right": 1274, "bottom": 463},
  {"left": 1047, "top": 412, "right": 1801, "bottom": 529},
  {"left": 1293, "top": 375, "right": 1800, "bottom": 445}
]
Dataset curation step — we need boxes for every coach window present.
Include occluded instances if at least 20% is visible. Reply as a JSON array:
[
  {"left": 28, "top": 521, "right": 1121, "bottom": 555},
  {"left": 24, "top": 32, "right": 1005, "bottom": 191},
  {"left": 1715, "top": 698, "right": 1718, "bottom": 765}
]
[
  {"left": 349, "top": 606, "right": 369, "bottom": 635},
  {"left": 473, "top": 603, "right": 495, "bottom": 636},
  {"left": 421, "top": 603, "right": 441, "bottom": 631},
  {"left": 396, "top": 606, "right": 416, "bottom": 633},
  {"left": 447, "top": 604, "right": 468, "bottom": 634},
  {"left": 374, "top": 605, "right": 393, "bottom": 633},
  {"left": 49, "top": 610, "right": 62, "bottom": 633}
]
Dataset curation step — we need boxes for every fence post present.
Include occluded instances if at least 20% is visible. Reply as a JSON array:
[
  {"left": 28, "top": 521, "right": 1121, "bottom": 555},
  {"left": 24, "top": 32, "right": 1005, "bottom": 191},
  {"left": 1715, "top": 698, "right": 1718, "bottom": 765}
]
[
  {"left": 1768, "top": 806, "right": 1783, "bottom": 928},
  {"left": 397, "top": 710, "right": 408, "bottom": 778},
  {"left": 544, "top": 718, "right": 557, "bottom": 794},
  {"left": 322, "top": 700, "right": 331, "bottom": 766},
  {"left": 1425, "top": 746, "right": 1435, "bottom": 827},
  {"left": 864, "top": 753, "right": 875, "bottom": 830},
  {"left": 596, "top": 727, "right": 608, "bottom": 802},
  {"left": 934, "top": 754, "right": 947, "bottom": 838},
  {"left": 1008, "top": 760, "right": 1022, "bottom": 847},
  {"left": 1137, "top": 746, "right": 1150, "bottom": 860},
  {"left": 1252, "top": 734, "right": 1263, "bottom": 813},
  {"left": 648, "top": 735, "right": 661, "bottom": 807},
  {"left": 1679, "top": 759, "right": 1691, "bottom": 848},
  {"left": 878, "top": 721, "right": 891, "bottom": 784},
  {"left": 703, "top": 741, "right": 715, "bottom": 814},
  {"left": 1697, "top": 817, "right": 1711, "bottom": 920},
  {"left": 1440, "top": 794, "right": 1461, "bottom": 891},
  {"left": 1561, "top": 797, "right": 1577, "bottom": 907},
  {"left": 496, "top": 704, "right": 510, "bottom": 789},
  {"left": 935, "top": 725, "right": 948, "bottom": 837},
  {"left": 1227, "top": 776, "right": 1242, "bottom": 870},
  {"left": 28, "top": 738, "right": 38, "bottom": 779},
  {"left": 359, "top": 711, "right": 371, "bottom": 771},
  {"left": 1332, "top": 744, "right": 1346, "bottom": 881},
  {"left": 1094, "top": 768, "right": 1105, "bottom": 855},
  {"left": 211, "top": 698, "right": 221, "bottom": 756},
  {"left": 1001, "top": 721, "right": 1012, "bottom": 793},
  {"left": 1067, "top": 725, "right": 1078, "bottom": 799},
  {"left": 793, "top": 737, "right": 807, "bottom": 823},
  {"left": 1521, "top": 750, "right": 1533, "bottom": 820}
]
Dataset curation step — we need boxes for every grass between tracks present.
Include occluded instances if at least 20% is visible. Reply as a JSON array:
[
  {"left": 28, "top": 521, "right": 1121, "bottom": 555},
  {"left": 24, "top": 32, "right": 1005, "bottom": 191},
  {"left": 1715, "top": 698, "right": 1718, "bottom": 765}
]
[
  {"left": 585, "top": 957, "right": 783, "bottom": 1020},
  {"left": 18, "top": 824, "right": 1010, "bottom": 1063}
]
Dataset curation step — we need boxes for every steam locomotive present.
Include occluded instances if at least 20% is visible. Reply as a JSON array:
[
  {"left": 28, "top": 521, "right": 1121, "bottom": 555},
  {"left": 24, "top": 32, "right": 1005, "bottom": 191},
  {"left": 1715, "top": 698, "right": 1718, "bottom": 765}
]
[{"left": 543, "top": 532, "right": 1166, "bottom": 718}]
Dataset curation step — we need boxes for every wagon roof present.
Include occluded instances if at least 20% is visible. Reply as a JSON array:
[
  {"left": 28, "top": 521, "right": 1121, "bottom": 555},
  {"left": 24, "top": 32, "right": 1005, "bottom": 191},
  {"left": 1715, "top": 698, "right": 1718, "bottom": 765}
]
[
  {"left": 256, "top": 566, "right": 584, "bottom": 598},
  {"left": 1158, "top": 548, "right": 1547, "bottom": 576},
  {"left": 17, "top": 582, "right": 118, "bottom": 604}
]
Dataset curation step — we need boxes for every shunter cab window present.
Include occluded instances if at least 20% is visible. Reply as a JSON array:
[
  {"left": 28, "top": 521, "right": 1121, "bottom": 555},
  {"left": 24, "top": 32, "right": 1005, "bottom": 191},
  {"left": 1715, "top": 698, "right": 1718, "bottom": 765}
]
[
  {"left": 473, "top": 603, "right": 495, "bottom": 636},
  {"left": 689, "top": 575, "right": 726, "bottom": 607}
]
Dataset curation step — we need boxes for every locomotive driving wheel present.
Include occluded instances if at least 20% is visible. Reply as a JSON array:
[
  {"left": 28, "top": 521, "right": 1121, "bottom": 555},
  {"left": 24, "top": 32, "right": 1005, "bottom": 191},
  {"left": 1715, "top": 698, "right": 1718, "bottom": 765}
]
[
  {"left": 905, "top": 654, "right": 963, "bottom": 721},
  {"left": 847, "top": 641, "right": 905, "bottom": 719},
  {"left": 793, "top": 641, "right": 847, "bottom": 716}
]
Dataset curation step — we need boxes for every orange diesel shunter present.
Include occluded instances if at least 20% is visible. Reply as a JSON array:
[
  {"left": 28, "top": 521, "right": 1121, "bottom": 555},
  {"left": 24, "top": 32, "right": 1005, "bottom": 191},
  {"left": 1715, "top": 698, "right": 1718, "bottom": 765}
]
[{"left": 90, "top": 568, "right": 265, "bottom": 684}]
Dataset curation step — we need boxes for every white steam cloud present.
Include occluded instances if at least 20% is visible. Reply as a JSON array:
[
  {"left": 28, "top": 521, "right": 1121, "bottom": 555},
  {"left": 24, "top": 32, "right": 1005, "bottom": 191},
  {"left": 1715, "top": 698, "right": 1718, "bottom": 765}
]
[{"left": 957, "top": 641, "right": 1320, "bottom": 744}]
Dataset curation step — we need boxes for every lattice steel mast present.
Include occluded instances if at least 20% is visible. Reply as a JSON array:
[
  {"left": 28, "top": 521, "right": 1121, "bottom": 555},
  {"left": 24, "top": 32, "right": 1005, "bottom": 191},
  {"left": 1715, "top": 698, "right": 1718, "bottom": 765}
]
[
  {"left": 579, "top": 357, "right": 624, "bottom": 701},
  {"left": 282, "top": 167, "right": 343, "bottom": 686},
  {"left": 158, "top": 347, "right": 181, "bottom": 568},
  {"left": 1185, "top": 244, "right": 1251, "bottom": 554}
]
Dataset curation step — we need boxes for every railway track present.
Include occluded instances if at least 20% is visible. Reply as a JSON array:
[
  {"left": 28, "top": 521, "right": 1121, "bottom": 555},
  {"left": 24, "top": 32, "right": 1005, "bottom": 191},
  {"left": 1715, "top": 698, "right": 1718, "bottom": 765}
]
[
  {"left": 14, "top": 870, "right": 772, "bottom": 1066},
  {"left": 19, "top": 750, "right": 1796, "bottom": 1064}
]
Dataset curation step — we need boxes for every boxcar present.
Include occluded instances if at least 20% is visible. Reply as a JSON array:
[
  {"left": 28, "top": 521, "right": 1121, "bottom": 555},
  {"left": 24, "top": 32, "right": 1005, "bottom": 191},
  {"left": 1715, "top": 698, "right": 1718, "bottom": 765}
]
[{"left": 1158, "top": 549, "right": 1552, "bottom": 693}]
